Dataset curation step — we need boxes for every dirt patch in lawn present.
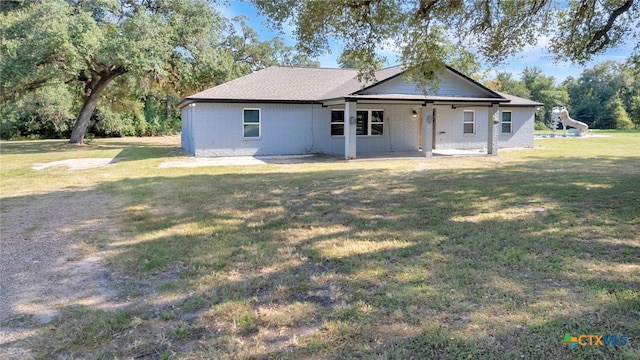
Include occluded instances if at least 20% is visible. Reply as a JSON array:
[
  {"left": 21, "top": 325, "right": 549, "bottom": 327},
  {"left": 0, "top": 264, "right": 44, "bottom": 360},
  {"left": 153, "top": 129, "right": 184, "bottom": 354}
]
[
  {"left": 0, "top": 189, "right": 128, "bottom": 359},
  {"left": 32, "top": 158, "right": 122, "bottom": 171}
]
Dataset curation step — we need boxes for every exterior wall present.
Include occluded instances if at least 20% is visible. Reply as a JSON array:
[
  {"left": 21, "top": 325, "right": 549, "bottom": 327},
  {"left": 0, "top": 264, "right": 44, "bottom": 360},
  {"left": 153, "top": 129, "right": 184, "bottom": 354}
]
[
  {"left": 312, "top": 104, "right": 419, "bottom": 154},
  {"left": 180, "top": 104, "right": 195, "bottom": 155},
  {"left": 189, "top": 103, "right": 315, "bottom": 157},
  {"left": 498, "top": 107, "right": 535, "bottom": 148},
  {"left": 181, "top": 102, "right": 534, "bottom": 157},
  {"left": 433, "top": 105, "right": 490, "bottom": 150},
  {"left": 360, "top": 70, "right": 491, "bottom": 97},
  {"left": 432, "top": 105, "right": 535, "bottom": 150}
]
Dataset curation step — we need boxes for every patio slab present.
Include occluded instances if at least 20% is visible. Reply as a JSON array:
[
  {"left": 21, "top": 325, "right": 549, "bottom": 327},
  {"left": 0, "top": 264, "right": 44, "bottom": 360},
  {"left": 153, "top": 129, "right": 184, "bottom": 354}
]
[{"left": 159, "top": 149, "right": 489, "bottom": 168}]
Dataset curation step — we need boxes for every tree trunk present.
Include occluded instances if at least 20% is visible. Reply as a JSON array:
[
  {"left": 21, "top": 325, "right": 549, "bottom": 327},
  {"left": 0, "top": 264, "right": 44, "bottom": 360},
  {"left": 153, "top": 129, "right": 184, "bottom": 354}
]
[
  {"left": 69, "top": 76, "right": 112, "bottom": 144},
  {"left": 69, "top": 66, "right": 125, "bottom": 144},
  {"left": 166, "top": 94, "right": 171, "bottom": 119}
]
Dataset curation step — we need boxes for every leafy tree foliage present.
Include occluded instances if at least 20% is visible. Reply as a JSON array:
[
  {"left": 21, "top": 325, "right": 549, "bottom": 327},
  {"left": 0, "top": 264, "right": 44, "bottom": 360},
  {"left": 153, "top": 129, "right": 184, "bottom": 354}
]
[
  {"left": 485, "top": 60, "right": 639, "bottom": 130},
  {"left": 250, "top": 0, "right": 638, "bottom": 85},
  {"left": 0, "top": 0, "right": 317, "bottom": 140},
  {"left": 521, "top": 67, "right": 569, "bottom": 124},
  {"left": 223, "top": 16, "right": 319, "bottom": 75},
  {"left": 1, "top": 0, "right": 217, "bottom": 142},
  {"left": 338, "top": 49, "right": 384, "bottom": 70},
  {"left": 484, "top": 68, "right": 567, "bottom": 126},
  {"left": 563, "top": 61, "right": 639, "bottom": 129},
  {"left": 491, "top": 73, "right": 531, "bottom": 99}
]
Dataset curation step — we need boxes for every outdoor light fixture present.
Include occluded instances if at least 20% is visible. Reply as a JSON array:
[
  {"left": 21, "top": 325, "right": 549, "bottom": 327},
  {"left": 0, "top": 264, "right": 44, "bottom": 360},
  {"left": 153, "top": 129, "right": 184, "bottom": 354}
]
[
  {"left": 412, "top": 110, "right": 418, "bottom": 117},
  {"left": 349, "top": 116, "right": 357, "bottom": 124}
]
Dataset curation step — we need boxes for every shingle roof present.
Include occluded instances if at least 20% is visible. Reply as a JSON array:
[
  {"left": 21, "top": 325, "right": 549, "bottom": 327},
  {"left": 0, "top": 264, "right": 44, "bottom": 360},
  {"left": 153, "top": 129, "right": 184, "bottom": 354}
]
[
  {"left": 185, "top": 66, "right": 404, "bottom": 102},
  {"left": 496, "top": 92, "right": 544, "bottom": 106},
  {"left": 184, "top": 65, "right": 540, "bottom": 108}
]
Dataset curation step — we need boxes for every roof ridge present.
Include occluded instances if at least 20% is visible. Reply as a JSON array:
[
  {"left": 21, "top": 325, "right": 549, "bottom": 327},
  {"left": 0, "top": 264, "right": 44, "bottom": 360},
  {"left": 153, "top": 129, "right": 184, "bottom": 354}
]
[{"left": 274, "top": 65, "right": 360, "bottom": 71}]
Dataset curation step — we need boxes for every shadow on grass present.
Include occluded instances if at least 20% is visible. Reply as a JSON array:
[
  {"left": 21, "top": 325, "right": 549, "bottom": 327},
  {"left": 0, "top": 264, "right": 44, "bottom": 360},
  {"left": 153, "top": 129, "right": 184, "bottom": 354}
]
[
  {"left": 1, "top": 140, "right": 77, "bottom": 154},
  {"left": 0, "top": 138, "right": 180, "bottom": 162},
  {"left": 2, "top": 155, "right": 639, "bottom": 359}
]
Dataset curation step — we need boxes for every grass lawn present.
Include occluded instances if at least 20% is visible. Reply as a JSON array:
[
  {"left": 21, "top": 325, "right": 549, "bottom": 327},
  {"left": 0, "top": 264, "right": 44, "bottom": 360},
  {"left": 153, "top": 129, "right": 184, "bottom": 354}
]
[{"left": 1, "top": 132, "right": 639, "bottom": 359}]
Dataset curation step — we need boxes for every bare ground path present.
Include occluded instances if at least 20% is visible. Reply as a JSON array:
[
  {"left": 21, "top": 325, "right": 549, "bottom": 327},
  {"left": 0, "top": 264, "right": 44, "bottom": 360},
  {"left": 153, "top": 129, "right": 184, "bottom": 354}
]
[{"left": 0, "top": 189, "right": 127, "bottom": 359}]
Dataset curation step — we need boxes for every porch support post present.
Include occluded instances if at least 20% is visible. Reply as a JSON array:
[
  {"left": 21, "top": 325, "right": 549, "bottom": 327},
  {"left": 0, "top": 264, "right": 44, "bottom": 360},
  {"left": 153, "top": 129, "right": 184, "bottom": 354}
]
[
  {"left": 488, "top": 103, "right": 499, "bottom": 155},
  {"left": 421, "top": 103, "right": 434, "bottom": 157},
  {"left": 344, "top": 100, "right": 357, "bottom": 159}
]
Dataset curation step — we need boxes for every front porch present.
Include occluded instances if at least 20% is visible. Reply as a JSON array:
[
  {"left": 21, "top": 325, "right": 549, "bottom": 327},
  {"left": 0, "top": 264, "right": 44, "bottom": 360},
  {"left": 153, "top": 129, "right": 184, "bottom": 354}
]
[
  {"left": 348, "top": 148, "right": 488, "bottom": 161},
  {"left": 331, "top": 97, "right": 503, "bottom": 160}
]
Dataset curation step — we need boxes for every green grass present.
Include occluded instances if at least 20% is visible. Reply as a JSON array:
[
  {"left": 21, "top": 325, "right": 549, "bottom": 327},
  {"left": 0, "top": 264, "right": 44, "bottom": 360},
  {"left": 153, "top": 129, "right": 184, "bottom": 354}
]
[{"left": 1, "top": 133, "right": 639, "bottom": 359}]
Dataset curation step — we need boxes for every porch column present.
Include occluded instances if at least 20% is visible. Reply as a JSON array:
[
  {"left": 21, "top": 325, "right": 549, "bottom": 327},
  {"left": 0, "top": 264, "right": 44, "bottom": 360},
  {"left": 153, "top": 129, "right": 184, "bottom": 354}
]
[
  {"left": 487, "top": 103, "right": 499, "bottom": 155},
  {"left": 421, "top": 103, "right": 434, "bottom": 157},
  {"left": 344, "top": 100, "right": 357, "bottom": 159}
]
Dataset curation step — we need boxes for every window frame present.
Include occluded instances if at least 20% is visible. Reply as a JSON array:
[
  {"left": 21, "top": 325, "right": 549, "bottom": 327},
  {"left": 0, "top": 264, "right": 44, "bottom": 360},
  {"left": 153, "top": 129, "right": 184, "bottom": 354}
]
[
  {"left": 330, "top": 110, "right": 345, "bottom": 136},
  {"left": 501, "top": 110, "right": 512, "bottom": 134},
  {"left": 369, "top": 110, "right": 384, "bottom": 136},
  {"left": 242, "top": 108, "right": 261, "bottom": 139},
  {"left": 331, "top": 109, "right": 384, "bottom": 137},
  {"left": 463, "top": 110, "right": 475, "bottom": 135}
]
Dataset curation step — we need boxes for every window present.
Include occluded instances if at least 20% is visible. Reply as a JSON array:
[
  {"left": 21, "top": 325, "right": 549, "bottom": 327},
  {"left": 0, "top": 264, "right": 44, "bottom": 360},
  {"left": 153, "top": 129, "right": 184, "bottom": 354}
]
[
  {"left": 501, "top": 111, "right": 512, "bottom": 133},
  {"left": 243, "top": 109, "right": 260, "bottom": 138},
  {"left": 331, "top": 109, "right": 384, "bottom": 136},
  {"left": 331, "top": 110, "right": 344, "bottom": 136},
  {"left": 463, "top": 110, "right": 475, "bottom": 134},
  {"left": 371, "top": 110, "right": 384, "bottom": 135},
  {"left": 356, "top": 111, "right": 368, "bottom": 135}
]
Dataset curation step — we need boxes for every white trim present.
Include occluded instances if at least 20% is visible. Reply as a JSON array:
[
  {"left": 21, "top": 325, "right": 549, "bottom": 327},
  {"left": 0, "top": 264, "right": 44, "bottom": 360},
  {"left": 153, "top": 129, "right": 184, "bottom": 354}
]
[
  {"left": 463, "top": 110, "right": 475, "bottom": 135},
  {"left": 330, "top": 109, "right": 385, "bottom": 136},
  {"left": 242, "top": 108, "right": 261, "bottom": 139},
  {"left": 365, "top": 109, "right": 385, "bottom": 136},
  {"left": 330, "top": 109, "right": 345, "bottom": 136},
  {"left": 501, "top": 110, "right": 512, "bottom": 134}
]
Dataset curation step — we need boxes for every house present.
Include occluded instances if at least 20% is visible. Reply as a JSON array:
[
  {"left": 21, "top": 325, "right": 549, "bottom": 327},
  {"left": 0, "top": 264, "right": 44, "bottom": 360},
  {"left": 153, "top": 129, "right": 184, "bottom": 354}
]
[{"left": 179, "top": 65, "right": 542, "bottom": 159}]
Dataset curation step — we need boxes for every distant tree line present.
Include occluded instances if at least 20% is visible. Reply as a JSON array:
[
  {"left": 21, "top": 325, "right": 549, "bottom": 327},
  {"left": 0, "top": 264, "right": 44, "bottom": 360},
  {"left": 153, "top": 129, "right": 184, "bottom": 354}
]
[
  {"left": 0, "top": 1, "right": 318, "bottom": 141},
  {"left": 485, "top": 57, "right": 640, "bottom": 130},
  {"left": 1, "top": 1, "right": 637, "bottom": 140}
]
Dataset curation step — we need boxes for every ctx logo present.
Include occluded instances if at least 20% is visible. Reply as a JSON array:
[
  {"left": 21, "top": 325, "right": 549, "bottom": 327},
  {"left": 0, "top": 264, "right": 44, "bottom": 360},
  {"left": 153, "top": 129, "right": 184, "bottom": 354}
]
[{"left": 562, "top": 333, "right": 628, "bottom": 349}]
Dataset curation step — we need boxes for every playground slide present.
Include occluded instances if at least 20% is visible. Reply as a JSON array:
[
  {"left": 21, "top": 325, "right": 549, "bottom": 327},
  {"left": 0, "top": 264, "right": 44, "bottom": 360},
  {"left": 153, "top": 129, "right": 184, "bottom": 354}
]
[{"left": 552, "top": 107, "right": 589, "bottom": 136}]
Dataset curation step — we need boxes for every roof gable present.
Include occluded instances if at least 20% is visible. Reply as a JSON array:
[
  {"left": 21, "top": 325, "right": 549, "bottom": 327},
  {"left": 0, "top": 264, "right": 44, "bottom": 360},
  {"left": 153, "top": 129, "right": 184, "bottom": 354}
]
[
  {"left": 355, "top": 67, "right": 501, "bottom": 99},
  {"left": 182, "top": 65, "right": 538, "bottom": 106}
]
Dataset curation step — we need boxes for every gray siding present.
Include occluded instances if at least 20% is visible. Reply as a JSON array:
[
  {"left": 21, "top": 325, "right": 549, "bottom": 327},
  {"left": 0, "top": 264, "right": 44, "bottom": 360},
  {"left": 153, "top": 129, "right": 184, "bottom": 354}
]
[
  {"left": 360, "top": 69, "right": 492, "bottom": 97},
  {"left": 498, "top": 108, "right": 535, "bottom": 148},
  {"left": 190, "top": 103, "right": 315, "bottom": 157},
  {"left": 433, "top": 106, "right": 489, "bottom": 149},
  {"left": 433, "top": 106, "right": 535, "bottom": 150},
  {"left": 181, "top": 102, "right": 534, "bottom": 157},
  {"left": 312, "top": 104, "right": 419, "bottom": 154},
  {"left": 180, "top": 105, "right": 195, "bottom": 155}
]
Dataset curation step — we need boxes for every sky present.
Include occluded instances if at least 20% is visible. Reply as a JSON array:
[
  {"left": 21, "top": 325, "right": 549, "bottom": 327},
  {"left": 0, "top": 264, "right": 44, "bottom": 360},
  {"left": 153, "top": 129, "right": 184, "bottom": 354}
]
[{"left": 216, "top": 1, "right": 634, "bottom": 85}]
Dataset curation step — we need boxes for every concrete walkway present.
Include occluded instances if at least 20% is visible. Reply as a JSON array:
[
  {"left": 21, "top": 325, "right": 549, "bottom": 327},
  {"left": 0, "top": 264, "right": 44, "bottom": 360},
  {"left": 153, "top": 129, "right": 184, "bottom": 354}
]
[{"left": 159, "top": 149, "right": 488, "bottom": 168}]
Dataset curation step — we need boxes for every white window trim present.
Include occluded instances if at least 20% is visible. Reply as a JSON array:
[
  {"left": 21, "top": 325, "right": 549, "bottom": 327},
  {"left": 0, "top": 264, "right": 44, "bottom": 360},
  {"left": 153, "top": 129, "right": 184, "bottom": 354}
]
[
  {"left": 463, "top": 110, "right": 475, "bottom": 135},
  {"left": 243, "top": 108, "right": 261, "bottom": 139},
  {"left": 363, "top": 109, "right": 384, "bottom": 137},
  {"left": 501, "top": 110, "right": 513, "bottom": 134},
  {"left": 330, "top": 109, "right": 385, "bottom": 137},
  {"left": 330, "top": 109, "right": 345, "bottom": 137}
]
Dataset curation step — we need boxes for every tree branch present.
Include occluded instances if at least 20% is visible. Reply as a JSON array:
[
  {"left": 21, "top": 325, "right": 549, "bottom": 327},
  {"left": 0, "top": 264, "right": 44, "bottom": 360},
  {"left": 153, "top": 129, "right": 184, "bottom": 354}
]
[{"left": 586, "top": 0, "right": 634, "bottom": 53}]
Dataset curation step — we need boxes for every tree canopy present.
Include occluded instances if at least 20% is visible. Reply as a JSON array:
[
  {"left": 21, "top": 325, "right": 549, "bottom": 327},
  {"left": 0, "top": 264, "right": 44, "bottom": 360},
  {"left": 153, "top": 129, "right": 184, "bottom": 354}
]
[
  {"left": 484, "top": 60, "right": 639, "bottom": 130},
  {"left": 251, "top": 0, "right": 639, "bottom": 85},
  {"left": 563, "top": 60, "right": 639, "bottom": 129},
  {"left": 0, "top": 0, "right": 318, "bottom": 141}
]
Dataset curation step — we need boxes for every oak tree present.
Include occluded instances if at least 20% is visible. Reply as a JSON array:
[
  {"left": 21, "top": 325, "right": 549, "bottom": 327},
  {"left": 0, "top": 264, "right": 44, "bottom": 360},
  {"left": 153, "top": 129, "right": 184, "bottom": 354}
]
[
  {"left": 250, "top": 0, "right": 639, "bottom": 85},
  {"left": 1, "top": 0, "right": 223, "bottom": 143}
]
